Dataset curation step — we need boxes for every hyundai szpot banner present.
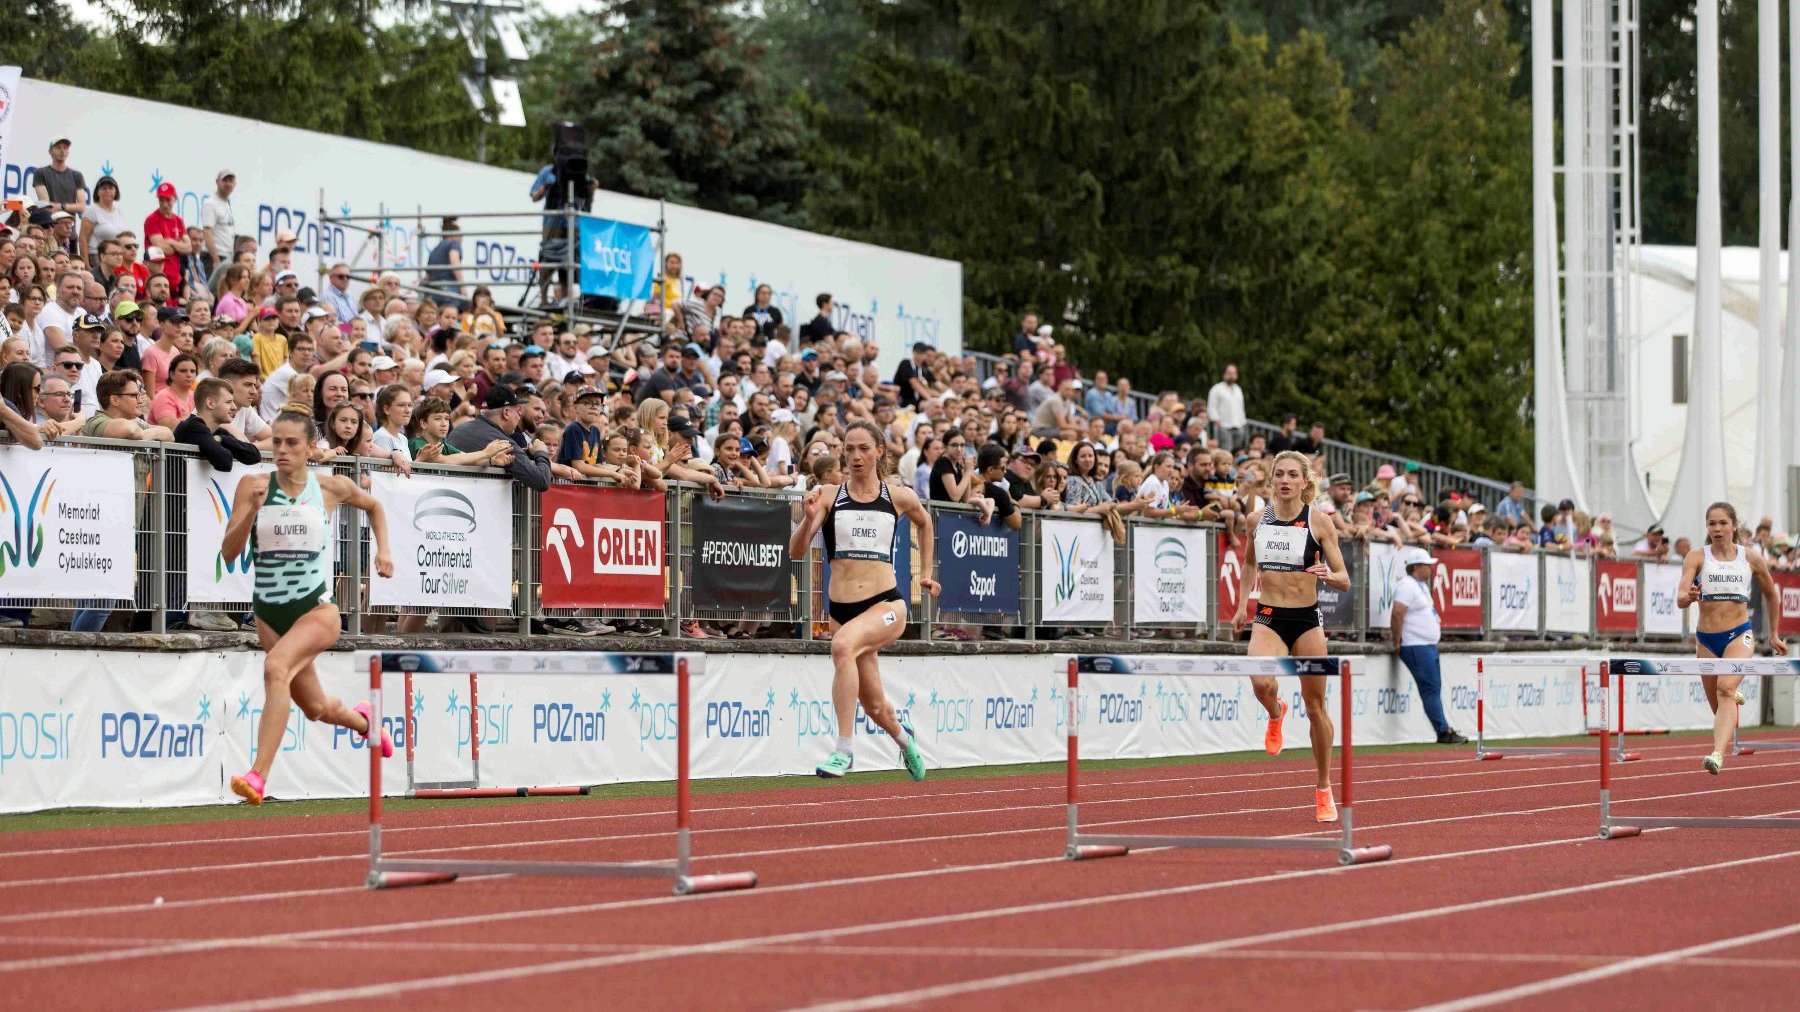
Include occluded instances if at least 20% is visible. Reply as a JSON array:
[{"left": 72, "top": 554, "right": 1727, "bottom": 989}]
[
  {"left": 1039, "top": 518, "right": 1113, "bottom": 623},
  {"left": 183, "top": 458, "right": 272, "bottom": 603},
  {"left": 1132, "top": 526, "right": 1208, "bottom": 625},
  {"left": 690, "top": 497, "right": 790, "bottom": 611},
  {"left": 935, "top": 512, "right": 1017, "bottom": 616},
  {"left": 1431, "top": 548, "right": 1485, "bottom": 630},
  {"left": 1595, "top": 559, "right": 1640, "bottom": 634},
  {"left": 540, "top": 484, "right": 665, "bottom": 610},
  {"left": 367, "top": 472, "right": 512, "bottom": 610},
  {"left": 0, "top": 445, "right": 135, "bottom": 601}
]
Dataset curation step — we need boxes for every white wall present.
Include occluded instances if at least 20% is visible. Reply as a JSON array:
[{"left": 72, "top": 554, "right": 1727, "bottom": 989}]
[{"left": 3, "top": 79, "right": 961, "bottom": 378}]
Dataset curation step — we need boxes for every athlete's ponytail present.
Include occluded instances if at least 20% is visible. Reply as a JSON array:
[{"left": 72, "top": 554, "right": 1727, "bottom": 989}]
[{"left": 272, "top": 404, "right": 318, "bottom": 444}]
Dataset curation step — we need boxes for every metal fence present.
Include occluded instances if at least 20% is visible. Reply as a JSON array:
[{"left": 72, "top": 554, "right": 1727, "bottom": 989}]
[{"left": 4, "top": 436, "right": 1770, "bottom": 645}]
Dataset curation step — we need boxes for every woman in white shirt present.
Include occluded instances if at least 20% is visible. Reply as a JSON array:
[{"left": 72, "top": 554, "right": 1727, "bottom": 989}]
[{"left": 80, "top": 176, "right": 130, "bottom": 266}]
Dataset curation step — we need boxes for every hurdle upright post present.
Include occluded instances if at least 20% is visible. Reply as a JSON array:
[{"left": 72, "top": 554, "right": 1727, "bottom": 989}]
[
  {"left": 1339, "top": 658, "right": 1354, "bottom": 853},
  {"left": 368, "top": 656, "right": 382, "bottom": 879},
  {"left": 1065, "top": 657, "right": 1077, "bottom": 847},
  {"left": 469, "top": 673, "right": 481, "bottom": 786},
  {"left": 677, "top": 656, "right": 691, "bottom": 879}
]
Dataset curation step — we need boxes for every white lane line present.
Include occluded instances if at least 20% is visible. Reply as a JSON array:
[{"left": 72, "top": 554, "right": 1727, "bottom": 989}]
[
  {"left": 1406, "top": 920, "right": 1800, "bottom": 1012},
  {"left": 788, "top": 845, "right": 1800, "bottom": 1012}
]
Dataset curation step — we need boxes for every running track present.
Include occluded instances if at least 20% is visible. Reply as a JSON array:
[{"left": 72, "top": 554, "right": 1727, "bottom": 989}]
[{"left": 3, "top": 733, "right": 1798, "bottom": 1010}]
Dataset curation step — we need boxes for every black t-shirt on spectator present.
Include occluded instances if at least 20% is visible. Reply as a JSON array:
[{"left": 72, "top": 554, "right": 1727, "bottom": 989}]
[
  {"left": 1267, "top": 432, "right": 1299, "bottom": 454},
  {"left": 640, "top": 366, "right": 685, "bottom": 404},
  {"left": 1287, "top": 435, "right": 1318, "bottom": 456},
  {"left": 929, "top": 457, "right": 963, "bottom": 502},
  {"left": 173, "top": 415, "right": 261, "bottom": 471},
  {"left": 800, "top": 313, "right": 834, "bottom": 345},
  {"left": 1004, "top": 471, "right": 1034, "bottom": 504},
  {"left": 1012, "top": 331, "right": 1035, "bottom": 355},
  {"left": 984, "top": 480, "right": 1017, "bottom": 522},
  {"left": 893, "top": 359, "right": 933, "bottom": 409},
  {"left": 743, "top": 303, "right": 784, "bottom": 339}
]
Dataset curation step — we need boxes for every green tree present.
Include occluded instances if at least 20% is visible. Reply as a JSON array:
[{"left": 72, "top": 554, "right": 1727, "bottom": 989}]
[
  {"left": 749, "top": 0, "right": 870, "bottom": 112},
  {"left": 0, "top": 1, "right": 116, "bottom": 85},
  {"left": 575, "top": 0, "right": 812, "bottom": 224}
]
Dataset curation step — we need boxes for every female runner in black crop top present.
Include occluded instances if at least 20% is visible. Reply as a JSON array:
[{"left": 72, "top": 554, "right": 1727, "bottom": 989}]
[{"left": 789, "top": 420, "right": 940, "bottom": 780}]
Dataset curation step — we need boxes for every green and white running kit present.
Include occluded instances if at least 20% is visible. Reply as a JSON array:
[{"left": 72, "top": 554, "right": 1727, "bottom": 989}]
[{"left": 251, "top": 472, "right": 332, "bottom": 635}]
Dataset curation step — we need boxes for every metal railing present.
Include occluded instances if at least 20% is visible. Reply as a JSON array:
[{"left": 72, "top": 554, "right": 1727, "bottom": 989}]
[{"left": 4, "top": 436, "right": 1775, "bottom": 645}]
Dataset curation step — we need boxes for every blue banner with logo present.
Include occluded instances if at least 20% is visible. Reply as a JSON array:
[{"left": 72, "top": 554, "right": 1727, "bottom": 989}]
[
  {"left": 935, "top": 513, "right": 1019, "bottom": 616},
  {"left": 577, "top": 215, "right": 656, "bottom": 301}
]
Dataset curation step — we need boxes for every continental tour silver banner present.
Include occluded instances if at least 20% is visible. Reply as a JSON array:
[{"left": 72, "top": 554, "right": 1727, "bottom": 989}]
[{"left": 367, "top": 471, "right": 512, "bottom": 610}]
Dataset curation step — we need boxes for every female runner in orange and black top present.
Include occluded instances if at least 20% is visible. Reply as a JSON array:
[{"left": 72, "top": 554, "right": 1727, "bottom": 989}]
[{"left": 1231, "top": 450, "right": 1352, "bottom": 822}]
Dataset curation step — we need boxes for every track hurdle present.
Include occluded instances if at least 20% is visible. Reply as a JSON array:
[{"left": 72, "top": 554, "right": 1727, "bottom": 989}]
[
  {"left": 361, "top": 650, "right": 758, "bottom": 896},
  {"left": 1474, "top": 656, "right": 1639, "bottom": 762},
  {"left": 1061, "top": 655, "right": 1392, "bottom": 867},
  {"left": 1598, "top": 657, "right": 1800, "bottom": 839},
  {"left": 402, "top": 669, "right": 591, "bottom": 799}
]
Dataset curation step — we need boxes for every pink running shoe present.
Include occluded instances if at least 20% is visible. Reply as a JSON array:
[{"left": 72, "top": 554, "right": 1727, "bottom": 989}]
[
  {"left": 353, "top": 702, "right": 395, "bottom": 758},
  {"left": 231, "top": 770, "right": 266, "bottom": 805}
]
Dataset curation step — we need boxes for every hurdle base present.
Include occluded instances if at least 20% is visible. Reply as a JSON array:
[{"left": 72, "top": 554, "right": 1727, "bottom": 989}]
[
  {"left": 1339, "top": 845, "right": 1393, "bottom": 866},
  {"left": 1587, "top": 728, "right": 1670, "bottom": 736},
  {"left": 1599, "top": 824, "right": 1641, "bottom": 840},
  {"left": 1067, "top": 844, "right": 1130, "bottom": 861},
  {"left": 1478, "top": 752, "right": 1506, "bottom": 761},
  {"left": 1606, "top": 815, "right": 1800, "bottom": 832},
  {"left": 674, "top": 871, "right": 758, "bottom": 895},
  {"left": 410, "top": 786, "right": 592, "bottom": 799},
  {"left": 368, "top": 871, "right": 459, "bottom": 889}
]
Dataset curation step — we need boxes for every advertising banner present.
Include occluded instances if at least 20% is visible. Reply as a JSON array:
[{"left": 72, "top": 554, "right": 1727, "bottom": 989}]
[
  {"left": 1642, "top": 562, "right": 1686, "bottom": 636},
  {"left": 690, "top": 497, "right": 789, "bottom": 610},
  {"left": 0, "top": 67, "right": 19, "bottom": 191},
  {"left": 1131, "top": 525, "right": 1209, "bottom": 625},
  {"left": 935, "top": 512, "right": 1018, "bottom": 616},
  {"left": 366, "top": 472, "right": 512, "bottom": 610},
  {"left": 1430, "top": 548, "right": 1485, "bottom": 630},
  {"left": 1487, "top": 551, "right": 1538, "bottom": 632},
  {"left": 577, "top": 215, "right": 657, "bottom": 301},
  {"left": 0, "top": 445, "right": 135, "bottom": 601},
  {"left": 183, "top": 458, "right": 271, "bottom": 603},
  {"left": 1774, "top": 571, "right": 1800, "bottom": 637},
  {"left": 1039, "top": 518, "right": 1113, "bottom": 623},
  {"left": 1364, "top": 542, "right": 1404, "bottom": 629},
  {"left": 540, "top": 484, "right": 665, "bottom": 610},
  {"left": 1595, "top": 559, "right": 1640, "bottom": 634},
  {"left": 1542, "top": 555, "right": 1592, "bottom": 635},
  {"left": 1217, "top": 532, "right": 1259, "bottom": 626}
]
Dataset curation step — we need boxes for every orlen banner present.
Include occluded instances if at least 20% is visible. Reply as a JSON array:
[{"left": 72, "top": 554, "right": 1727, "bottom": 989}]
[
  {"left": 1132, "top": 526, "right": 1209, "bottom": 625},
  {"left": 183, "top": 458, "right": 271, "bottom": 604},
  {"left": 1040, "top": 518, "right": 1113, "bottom": 623},
  {"left": 539, "top": 484, "right": 665, "bottom": 610},
  {"left": 1641, "top": 562, "right": 1687, "bottom": 636},
  {"left": 1775, "top": 571, "right": 1800, "bottom": 637},
  {"left": 367, "top": 472, "right": 512, "bottom": 610},
  {"left": 4, "top": 78, "right": 961, "bottom": 381},
  {"left": 1430, "top": 548, "right": 1485, "bottom": 630},
  {"left": 0, "top": 445, "right": 135, "bottom": 601},
  {"left": 1595, "top": 559, "right": 1640, "bottom": 634},
  {"left": 1487, "top": 551, "right": 1539, "bottom": 632}
]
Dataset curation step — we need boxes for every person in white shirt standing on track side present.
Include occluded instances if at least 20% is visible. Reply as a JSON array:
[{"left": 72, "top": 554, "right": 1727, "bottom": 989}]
[
  {"left": 1232, "top": 450, "right": 1352, "bottom": 823},
  {"left": 1676, "top": 501, "right": 1788, "bottom": 775},
  {"left": 788, "top": 420, "right": 939, "bottom": 781},
  {"left": 1390, "top": 547, "right": 1469, "bottom": 744}
]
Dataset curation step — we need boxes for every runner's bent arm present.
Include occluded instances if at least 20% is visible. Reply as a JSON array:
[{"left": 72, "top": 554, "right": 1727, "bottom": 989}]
[
  {"left": 1310, "top": 505, "right": 1351, "bottom": 591},
  {"left": 219, "top": 474, "right": 267, "bottom": 561}
]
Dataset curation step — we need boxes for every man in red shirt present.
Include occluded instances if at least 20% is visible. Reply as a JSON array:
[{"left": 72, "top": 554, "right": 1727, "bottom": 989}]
[{"left": 143, "top": 181, "right": 191, "bottom": 293}]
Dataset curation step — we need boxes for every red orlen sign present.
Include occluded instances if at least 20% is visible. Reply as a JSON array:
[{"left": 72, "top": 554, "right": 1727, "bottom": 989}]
[
  {"left": 1430, "top": 548, "right": 1484, "bottom": 630},
  {"left": 1216, "top": 532, "right": 1259, "bottom": 626},
  {"left": 1772, "top": 571, "right": 1800, "bottom": 637},
  {"left": 1595, "top": 559, "right": 1640, "bottom": 634},
  {"left": 540, "top": 485, "right": 665, "bottom": 609}
]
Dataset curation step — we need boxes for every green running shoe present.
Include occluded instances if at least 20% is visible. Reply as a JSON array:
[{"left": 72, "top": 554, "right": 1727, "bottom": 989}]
[
  {"left": 899, "top": 719, "right": 925, "bottom": 782},
  {"left": 815, "top": 750, "right": 854, "bottom": 778}
]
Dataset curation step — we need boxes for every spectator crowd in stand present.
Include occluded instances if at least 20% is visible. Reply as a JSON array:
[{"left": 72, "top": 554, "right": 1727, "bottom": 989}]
[{"left": 3, "top": 138, "right": 1797, "bottom": 638}]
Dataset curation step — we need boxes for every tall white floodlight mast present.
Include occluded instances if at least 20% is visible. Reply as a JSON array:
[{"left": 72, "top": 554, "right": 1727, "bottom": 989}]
[
  {"left": 1752, "top": 0, "right": 1788, "bottom": 530},
  {"left": 1662, "top": 0, "right": 1731, "bottom": 540},
  {"left": 1790, "top": 1, "right": 1800, "bottom": 528},
  {"left": 1539, "top": 0, "right": 1658, "bottom": 531}
]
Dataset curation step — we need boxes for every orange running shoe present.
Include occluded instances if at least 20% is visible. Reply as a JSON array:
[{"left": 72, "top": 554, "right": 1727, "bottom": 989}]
[
  {"left": 1264, "top": 700, "right": 1287, "bottom": 756},
  {"left": 1315, "top": 788, "right": 1338, "bottom": 823}
]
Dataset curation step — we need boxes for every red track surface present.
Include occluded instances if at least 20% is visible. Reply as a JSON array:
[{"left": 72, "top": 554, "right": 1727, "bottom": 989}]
[{"left": 4, "top": 733, "right": 1799, "bottom": 1011}]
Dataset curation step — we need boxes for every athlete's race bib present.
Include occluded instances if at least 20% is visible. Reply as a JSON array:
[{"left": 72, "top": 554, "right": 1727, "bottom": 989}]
[
  {"left": 833, "top": 508, "right": 896, "bottom": 562},
  {"left": 256, "top": 504, "right": 326, "bottom": 562},
  {"left": 1256, "top": 524, "right": 1307, "bottom": 571}
]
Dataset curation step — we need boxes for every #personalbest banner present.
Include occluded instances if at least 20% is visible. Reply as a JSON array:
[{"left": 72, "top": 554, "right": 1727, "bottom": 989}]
[
  {"left": 1131, "top": 525, "right": 1208, "bottom": 625},
  {"left": 691, "top": 496, "right": 790, "bottom": 611},
  {"left": 0, "top": 445, "right": 135, "bottom": 601},
  {"left": 578, "top": 214, "right": 657, "bottom": 301},
  {"left": 367, "top": 471, "right": 512, "bottom": 610},
  {"left": 936, "top": 512, "right": 1018, "bottom": 616},
  {"left": 1040, "top": 517, "right": 1113, "bottom": 623},
  {"left": 183, "top": 458, "right": 271, "bottom": 604}
]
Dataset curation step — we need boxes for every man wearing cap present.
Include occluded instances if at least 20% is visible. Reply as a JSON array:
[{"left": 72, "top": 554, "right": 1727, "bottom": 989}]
[
  {"left": 48, "top": 210, "right": 80, "bottom": 258},
  {"left": 447, "top": 385, "right": 553, "bottom": 492},
  {"left": 67, "top": 314, "right": 109, "bottom": 412},
  {"left": 143, "top": 181, "right": 190, "bottom": 291},
  {"left": 33, "top": 139, "right": 88, "bottom": 218},
  {"left": 201, "top": 171, "right": 237, "bottom": 266},
  {"left": 369, "top": 354, "right": 400, "bottom": 389},
  {"left": 1631, "top": 524, "right": 1671, "bottom": 562},
  {"left": 1390, "top": 547, "right": 1469, "bottom": 744},
  {"left": 1325, "top": 472, "right": 1357, "bottom": 534}
]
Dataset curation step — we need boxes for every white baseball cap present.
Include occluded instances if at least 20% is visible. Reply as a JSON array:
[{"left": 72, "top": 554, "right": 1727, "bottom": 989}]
[
  {"left": 370, "top": 355, "right": 398, "bottom": 371},
  {"left": 1401, "top": 547, "right": 1434, "bottom": 570}
]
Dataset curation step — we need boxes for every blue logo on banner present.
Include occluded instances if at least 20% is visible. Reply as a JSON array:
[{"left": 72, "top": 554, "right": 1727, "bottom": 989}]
[
  {"left": 578, "top": 215, "right": 656, "bottom": 300},
  {"left": 935, "top": 513, "right": 1018, "bottom": 615}
]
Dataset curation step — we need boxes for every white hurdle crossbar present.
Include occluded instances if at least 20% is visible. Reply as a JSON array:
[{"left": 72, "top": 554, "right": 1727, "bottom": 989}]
[
  {"left": 1473, "top": 655, "right": 1639, "bottom": 763},
  {"left": 1598, "top": 657, "right": 1800, "bottom": 839},
  {"left": 1060, "top": 655, "right": 1392, "bottom": 867},
  {"left": 359, "top": 650, "right": 757, "bottom": 896}
]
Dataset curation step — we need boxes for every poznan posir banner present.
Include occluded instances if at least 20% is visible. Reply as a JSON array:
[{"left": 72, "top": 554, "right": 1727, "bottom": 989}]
[
  {"left": 1487, "top": 550, "right": 1539, "bottom": 632},
  {"left": 183, "top": 458, "right": 271, "bottom": 604},
  {"left": 1641, "top": 562, "right": 1687, "bottom": 636},
  {"left": 0, "top": 445, "right": 134, "bottom": 601},
  {"left": 577, "top": 215, "right": 657, "bottom": 301},
  {"left": 1039, "top": 517, "right": 1113, "bottom": 623},
  {"left": 367, "top": 471, "right": 512, "bottom": 610}
]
